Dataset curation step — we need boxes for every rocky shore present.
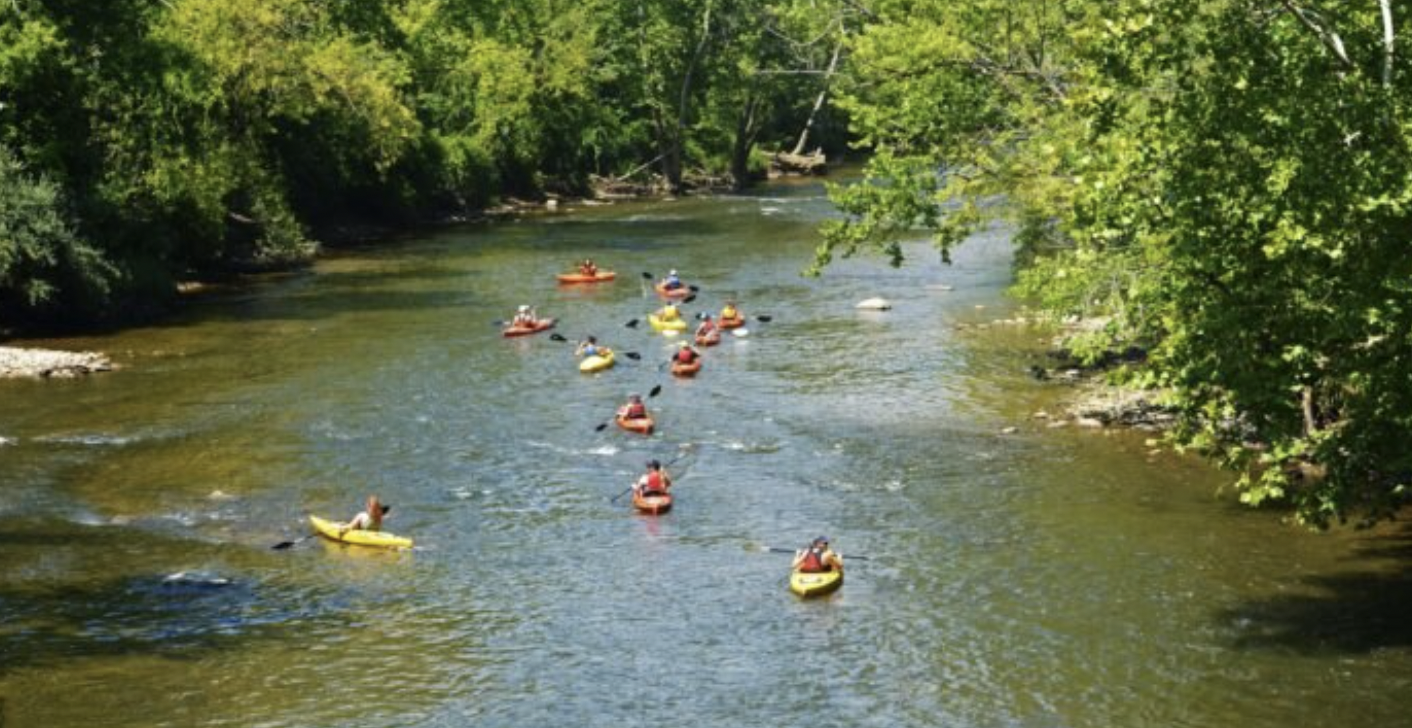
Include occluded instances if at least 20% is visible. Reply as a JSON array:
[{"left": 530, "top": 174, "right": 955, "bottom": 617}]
[{"left": 0, "top": 346, "right": 112, "bottom": 379}]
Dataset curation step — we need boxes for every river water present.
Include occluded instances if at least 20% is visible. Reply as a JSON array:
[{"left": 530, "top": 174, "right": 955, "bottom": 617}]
[{"left": 2, "top": 180, "right": 1410, "bottom": 728}]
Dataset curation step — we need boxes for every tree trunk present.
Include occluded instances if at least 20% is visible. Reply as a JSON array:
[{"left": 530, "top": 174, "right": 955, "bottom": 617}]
[
  {"left": 729, "top": 94, "right": 762, "bottom": 190},
  {"left": 790, "top": 34, "right": 844, "bottom": 156}
]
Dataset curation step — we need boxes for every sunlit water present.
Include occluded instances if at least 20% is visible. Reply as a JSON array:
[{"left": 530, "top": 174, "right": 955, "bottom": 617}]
[{"left": 2, "top": 180, "right": 1410, "bottom": 727}]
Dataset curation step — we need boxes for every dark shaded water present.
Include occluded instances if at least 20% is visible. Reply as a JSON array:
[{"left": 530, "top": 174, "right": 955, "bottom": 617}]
[{"left": 2, "top": 180, "right": 1410, "bottom": 727}]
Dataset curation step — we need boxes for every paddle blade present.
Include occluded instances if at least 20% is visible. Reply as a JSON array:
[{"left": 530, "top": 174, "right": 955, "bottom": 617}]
[
  {"left": 688, "top": 284, "right": 700, "bottom": 292},
  {"left": 624, "top": 352, "right": 641, "bottom": 360},
  {"left": 595, "top": 421, "right": 610, "bottom": 432},
  {"left": 272, "top": 539, "right": 298, "bottom": 550},
  {"left": 641, "top": 271, "right": 654, "bottom": 279},
  {"left": 625, "top": 319, "right": 640, "bottom": 328},
  {"left": 649, "top": 384, "right": 663, "bottom": 397},
  {"left": 755, "top": 315, "right": 772, "bottom": 323},
  {"left": 682, "top": 294, "right": 697, "bottom": 304},
  {"left": 549, "top": 333, "right": 567, "bottom": 342}
]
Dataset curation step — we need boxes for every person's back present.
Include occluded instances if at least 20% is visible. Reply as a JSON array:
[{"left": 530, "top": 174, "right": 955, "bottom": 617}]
[
  {"left": 620, "top": 395, "right": 647, "bottom": 420},
  {"left": 676, "top": 345, "right": 698, "bottom": 363},
  {"left": 660, "top": 305, "right": 679, "bottom": 321}
]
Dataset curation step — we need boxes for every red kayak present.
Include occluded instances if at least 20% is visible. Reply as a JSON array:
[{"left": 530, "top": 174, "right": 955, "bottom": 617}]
[
  {"left": 654, "top": 281, "right": 691, "bottom": 299},
  {"left": 502, "top": 318, "right": 556, "bottom": 337},
  {"left": 556, "top": 271, "right": 616, "bottom": 284},
  {"left": 615, "top": 414, "right": 655, "bottom": 435},
  {"left": 632, "top": 490, "right": 673, "bottom": 515},
  {"left": 671, "top": 358, "right": 702, "bottom": 377},
  {"left": 695, "top": 330, "right": 720, "bottom": 347},
  {"left": 718, "top": 315, "right": 745, "bottom": 330}
]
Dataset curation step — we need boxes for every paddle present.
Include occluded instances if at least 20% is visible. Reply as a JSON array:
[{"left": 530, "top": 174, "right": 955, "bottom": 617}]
[
  {"left": 273, "top": 506, "right": 392, "bottom": 550},
  {"left": 549, "top": 333, "right": 641, "bottom": 360},
  {"left": 271, "top": 533, "right": 315, "bottom": 551},
  {"left": 593, "top": 384, "right": 663, "bottom": 431},
  {"left": 762, "top": 545, "right": 872, "bottom": 561},
  {"left": 611, "top": 453, "right": 687, "bottom": 503}
]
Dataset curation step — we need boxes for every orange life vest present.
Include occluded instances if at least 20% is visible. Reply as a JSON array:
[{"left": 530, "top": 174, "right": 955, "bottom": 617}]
[{"left": 798, "top": 547, "right": 831, "bottom": 573}]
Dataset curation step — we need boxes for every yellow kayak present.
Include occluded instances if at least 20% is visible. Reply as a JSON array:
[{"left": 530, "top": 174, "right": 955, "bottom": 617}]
[
  {"left": 789, "top": 569, "right": 843, "bottom": 597},
  {"left": 648, "top": 314, "right": 687, "bottom": 333},
  {"left": 579, "top": 349, "right": 616, "bottom": 373},
  {"left": 309, "top": 515, "right": 413, "bottom": 550}
]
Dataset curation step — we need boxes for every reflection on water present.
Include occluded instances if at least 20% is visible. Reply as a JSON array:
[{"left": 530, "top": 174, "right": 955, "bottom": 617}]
[{"left": 1, "top": 182, "right": 1410, "bottom": 727}]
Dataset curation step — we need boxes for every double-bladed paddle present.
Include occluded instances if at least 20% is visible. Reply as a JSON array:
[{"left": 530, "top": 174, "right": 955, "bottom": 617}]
[
  {"left": 548, "top": 333, "right": 641, "bottom": 360},
  {"left": 272, "top": 506, "right": 392, "bottom": 550},
  {"left": 760, "top": 545, "right": 872, "bottom": 561}
]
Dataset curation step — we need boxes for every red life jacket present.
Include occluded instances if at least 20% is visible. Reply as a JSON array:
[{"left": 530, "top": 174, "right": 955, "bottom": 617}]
[
  {"left": 625, "top": 402, "right": 646, "bottom": 418},
  {"left": 643, "top": 470, "right": 666, "bottom": 493},
  {"left": 798, "top": 547, "right": 832, "bottom": 573},
  {"left": 676, "top": 348, "right": 697, "bottom": 363}
]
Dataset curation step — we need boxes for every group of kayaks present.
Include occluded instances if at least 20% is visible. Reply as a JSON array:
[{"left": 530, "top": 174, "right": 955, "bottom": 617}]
[{"left": 304, "top": 262, "right": 842, "bottom": 598}]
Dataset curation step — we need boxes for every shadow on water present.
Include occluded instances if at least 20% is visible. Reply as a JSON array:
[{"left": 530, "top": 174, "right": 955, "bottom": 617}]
[
  {"left": 0, "top": 524, "right": 344, "bottom": 678},
  {"left": 1219, "top": 522, "right": 1412, "bottom": 654}
]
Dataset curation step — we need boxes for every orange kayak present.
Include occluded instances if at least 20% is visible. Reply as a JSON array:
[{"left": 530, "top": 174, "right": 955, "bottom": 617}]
[
  {"left": 655, "top": 281, "right": 691, "bottom": 299},
  {"left": 556, "top": 271, "right": 616, "bottom": 284},
  {"left": 671, "top": 358, "right": 702, "bottom": 377},
  {"left": 695, "top": 330, "right": 720, "bottom": 347},
  {"left": 503, "top": 318, "right": 556, "bottom": 337},
  {"left": 719, "top": 315, "right": 745, "bottom": 330},
  {"left": 632, "top": 490, "right": 673, "bottom": 515},
  {"left": 615, "top": 414, "right": 655, "bottom": 435}
]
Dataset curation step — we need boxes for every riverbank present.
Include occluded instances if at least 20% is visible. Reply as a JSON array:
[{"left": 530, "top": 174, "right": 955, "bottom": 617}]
[{"left": 0, "top": 346, "right": 112, "bottom": 379}]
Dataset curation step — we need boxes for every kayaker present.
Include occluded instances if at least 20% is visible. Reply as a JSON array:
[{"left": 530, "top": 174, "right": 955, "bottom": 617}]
[
  {"left": 511, "top": 304, "right": 538, "bottom": 327},
  {"left": 633, "top": 459, "right": 673, "bottom": 496},
  {"left": 721, "top": 300, "right": 741, "bottom": 323},
  {"left": 580, "top": 259, "right": 598, "bottom": 276},
  {"left": 576, "top": 335, "right": 603, "bottom": 357},
  {"left": 656, "top": 302, "right": 681, "bottom": 322},
  {"left": 617, "top": 393, "right": 649, "bottom": 422},
  {"left": 792, "top": 536, "right": 843, "bottom": 573},
  {"left": 694, "top": 314, "right": 718, "bottom": 339},
  {"left": 343, "top": 495, "right": 390, "bottom": 532},
  {"left": 674, "top": 341, "right": 700, "bottom": 364},
  {"left": 663, "top": 269, "right": 684, "bottom": 290}
]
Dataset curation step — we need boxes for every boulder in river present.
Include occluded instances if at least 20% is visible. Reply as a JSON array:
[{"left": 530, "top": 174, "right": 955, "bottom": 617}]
[
  {"left": 856, "top": 297, "right": 892, "bottom": 311},
  {"left": 0, "top": 346, "right": 112, "bottom": 379}
]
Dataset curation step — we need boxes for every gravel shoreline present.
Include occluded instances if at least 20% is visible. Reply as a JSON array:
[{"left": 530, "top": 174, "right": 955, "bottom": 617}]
[{"left": 0, "top": 346, "right": 112, "bottom": 379}]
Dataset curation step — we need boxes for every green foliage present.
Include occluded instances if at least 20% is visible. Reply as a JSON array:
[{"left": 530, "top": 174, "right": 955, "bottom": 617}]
[
  {"left": 819, "top": 0, "right": 1412, "bottom": 526},
  {"left": 0, "top": 0, "right": 858, "bottom": 327},
  {"left": 0, "top": 149, "right": 114, "bottom": 316}
]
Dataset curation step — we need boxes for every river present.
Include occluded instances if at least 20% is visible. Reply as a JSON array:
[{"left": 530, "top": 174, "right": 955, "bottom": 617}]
[{"left": 1, "top": 179, "right": 1410, "bottom": 728}]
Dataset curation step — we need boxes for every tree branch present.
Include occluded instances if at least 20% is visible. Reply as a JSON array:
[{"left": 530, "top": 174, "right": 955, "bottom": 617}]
[
  {"left": 1278, "top": 0, "right": 1355, "bottom": 69},
  {"left": 1379, "top": 0, "right": 1395, "bottom": 88}
]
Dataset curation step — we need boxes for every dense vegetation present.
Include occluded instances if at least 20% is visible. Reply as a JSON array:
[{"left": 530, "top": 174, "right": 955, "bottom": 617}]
[
  {"left": 5, "top": 0, "right": 1407, "bottom": 525},
  {"left": 0, "top": 0, "right": 856, "bottom": 325},
  {"left": 818, "top": 0, "right": 1412, "bottom": 526}
]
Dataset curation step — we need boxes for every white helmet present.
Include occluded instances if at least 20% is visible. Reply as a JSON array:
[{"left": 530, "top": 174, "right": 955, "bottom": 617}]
[
  {"left": 669, "top": 269, "right": 678, "bottom": 276},
  {"left": 518, "top": 305, "right": 529, "bottom": 312}
]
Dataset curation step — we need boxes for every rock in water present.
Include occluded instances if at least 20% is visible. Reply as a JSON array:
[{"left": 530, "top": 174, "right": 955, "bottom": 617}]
[{"left": 856, "top": 297, "right": 892, "bottom": 311}]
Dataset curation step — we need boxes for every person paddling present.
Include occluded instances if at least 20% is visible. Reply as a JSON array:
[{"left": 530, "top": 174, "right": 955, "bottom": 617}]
[
  {"left": 511, "top": 304, "right": 539, "bottom": 327},
  {"left": 655, "top": 302, "right": 681, "bottom": 322},
  {"left": 662, "top": 269, "right": 684, "bottom": 291},
  {"left": 792, "top": 536, "right": 843, "bottom": 573},
  {"left": 673, "top": 340, "right": 701, "bottom": 365},
  {"left": 343, "top": 495, "right": 390, "bottom": 533},
  {"left": 576, "top": 335, "right": 604, "bottom": 357},
  {"left": 721, "top": 299, "right": 743, "bottom": 325},
  {"left": 694, "top": 314, "right": 718, "bottom": 340},
  {"left": 617, "top": 393, "right": 649, "bottom": 422},
  {"left": 580, "top": 258, "right": 598, "bottom": 277},
  {"left": 633, "top": 459, "right": 673, "bottom": 497}
]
